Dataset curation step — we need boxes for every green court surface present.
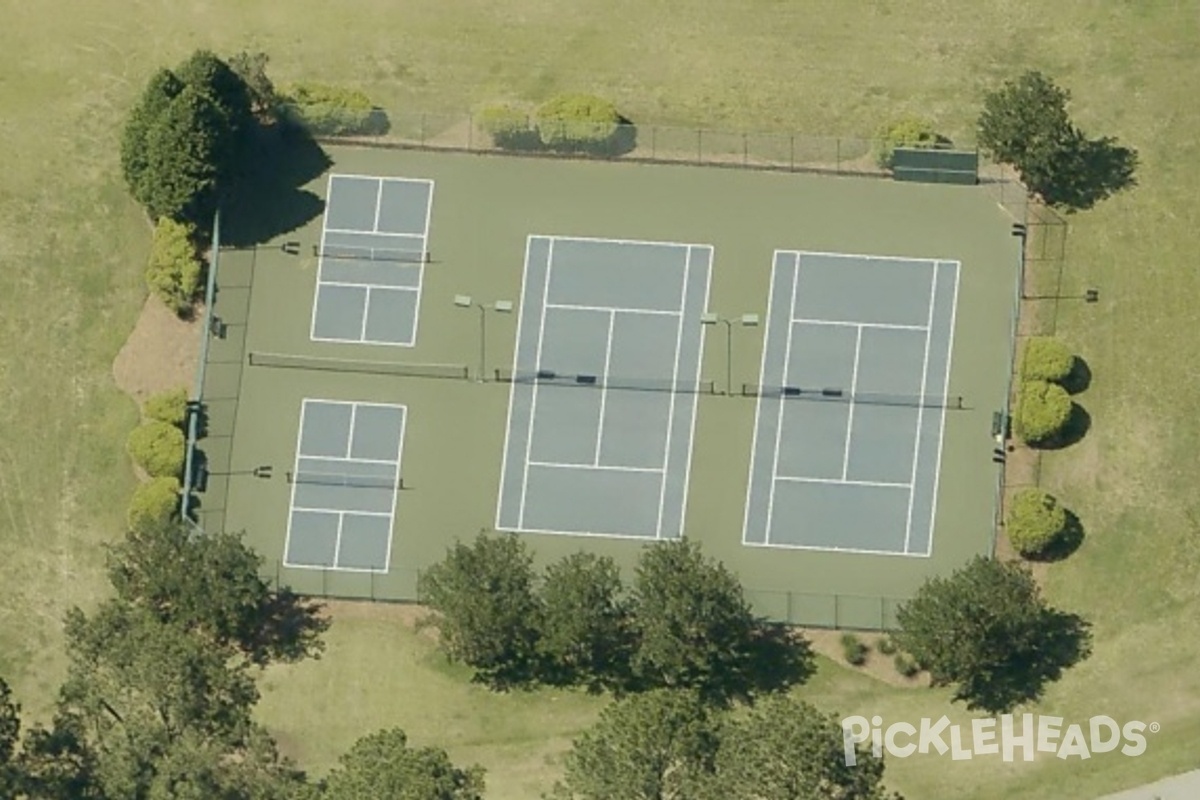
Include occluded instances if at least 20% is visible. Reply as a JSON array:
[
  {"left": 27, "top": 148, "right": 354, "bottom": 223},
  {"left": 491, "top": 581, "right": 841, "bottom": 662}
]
[{"left": 195, "top": 145, "right": 1020, "bottom": 628}]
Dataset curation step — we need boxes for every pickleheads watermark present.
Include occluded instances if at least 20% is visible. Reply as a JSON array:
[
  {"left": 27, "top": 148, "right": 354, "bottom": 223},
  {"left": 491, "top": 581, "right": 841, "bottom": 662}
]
[{"left": 841, "top": 715, "right": 1159, "bottom": 765}]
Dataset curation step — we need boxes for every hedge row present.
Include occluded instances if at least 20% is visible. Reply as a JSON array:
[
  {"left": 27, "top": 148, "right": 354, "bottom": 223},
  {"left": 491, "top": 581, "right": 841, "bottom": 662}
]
[
  {"left": 1007, "top": 488, "right": 1067, "bottom": 557},
  {"left": 279, "top": 83, "right": 389, "bottom": 136},
  {"left": 128, "top": 476, "right": 181, "bottom": 533},
  {"left": 479, "top": 94, "right": 632, "bottom": 156},
  {"left": 125, "top": 388, "right": 191, "bottom": 532},
  {"left": 872, "top": 116, "right": 945, "bottom": 169},
  {"left": 147, "top": 218, "right": 202, "bottom": 317},
  {"left": 1014, "top": 337, "right": 1080, "bottom": 445}
]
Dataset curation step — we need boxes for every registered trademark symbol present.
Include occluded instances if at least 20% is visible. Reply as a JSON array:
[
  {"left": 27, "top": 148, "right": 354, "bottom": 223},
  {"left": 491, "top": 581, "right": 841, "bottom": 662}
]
[{"left": 1149, "top": 722, "right": 1160, "bottom": 733}]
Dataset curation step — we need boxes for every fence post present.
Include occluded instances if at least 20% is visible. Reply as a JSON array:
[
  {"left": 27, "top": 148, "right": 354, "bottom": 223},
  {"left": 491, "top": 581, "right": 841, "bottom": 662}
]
[
  {"left": 880, "top": 596, "right": 886, "bottom": 631},
  {"left": 836, "top": 138, "right": 842, "bottom": 173},
  {"left": 420, "top": 113, "right": 426, "bottom": 146},
  {"left": 650, "top": 126, "right": 657, "bottom": 160},
  {"left": 742, "top": 133, "right": 748, "bottom": 166},
  {"left": 467, "top": 113, "right": 473, "bottom": 151},
  {"left": 833, "top": 593, "right": 841, "bottom": 628},
  {"left": 789, "top": 135, "right": 795, "bottom": 171}
]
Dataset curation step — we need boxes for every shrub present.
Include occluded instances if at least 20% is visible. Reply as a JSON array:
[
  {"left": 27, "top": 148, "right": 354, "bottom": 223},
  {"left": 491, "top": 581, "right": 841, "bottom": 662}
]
[
  {"left": 535, "top": 94, "right": 623, "bottom": 154},
  {"left": 1014, "top": 380, "right": 1073, "bottom": 444},
  {"left": 127, "top": 476, "right": 181, "bottom": 533},
  {"left": 478, "top": 103, "right": 540, "bottom": 151},
  {"left": 143, "top": 387, "right": 189, "bottom": 428},
  {"left": 1021, "top": 336, "right": 1075, "bottom": 383},
  {"left": 126, "top": 420, "right": 187, "bottom": 478},
  {"left": 877, "top": 635, "right": 898, "bottom": 655},
  {"left": 840, "top": 633, "right": 868, "bottom": 666},
  {"left": 894, "top": 653, "right": 920, "bottom": 678},
  {"left": 1007, "top": 489, "right": 1068, "bottom": 557},
  {"left": 280, "top": 83, "right": 388, "bottom": 136},
  {"left": 874, "top": 115, "right": 943, "bottom": 169},
  {"left": 146, "top": 218, "right": 202, "bottom": 317}
]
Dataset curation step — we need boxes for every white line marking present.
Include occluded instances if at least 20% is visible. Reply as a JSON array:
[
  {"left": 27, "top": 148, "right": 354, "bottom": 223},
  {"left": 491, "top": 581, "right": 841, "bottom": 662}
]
[
  {"left": 493, "top": 522, "right": 666, "bottom": 541},
  {"left": 381, "top": 405, "right": 407, "bottom": 572},
  {"left": 544, "top": 233, "right": 705, "bottom": 250},
  {"left": 409, "top": 180, "right": 434, "bottom": 348},
  {"left": 495, "top": 236, "right": 535, "bottom": 532},
  {"left": 358, "top": 288, "right": 373, "bottom": 342},
  {"left": 776, "top": 248, "right": 951, "bottom": 266},
  {"left": 298, "top": 454, "right": 398, "bottom": 466},
  {"left": 323, "top": 227, "right": 426, "bottom": 240},
  {"left": 922, "top": 261, "right": 961, "bottom": 557},
  {"left": 309, "top": 175, "right": 336, "bottom": 342},
  {"left": 529, "top": 460, "right": 663, "bottom": 474},
  {"left": 763, "top": 253, "right": 801, "bottom": 544},
  {"left": 741, "top": 539, "right": 933, "bottom": 558},
  {"left": 282, "top": 399, "right": 313, "bottom": 565},
  {"left": 593, "top": 311, "right": 616, "bottom": 466},
  {"left": 841, "top": 325, "right": 864, "bottom": 480},
  {"left": 654, "top": 244, "right": 691, "bottom": 539},
  {"left": 774, "top": 475, "right": 911, "bottom": 489},
  {"left": 371, "top": 178, "right": 385, "bottom": 232},
  {"left": 546, "top": 301, "right": 680, "bottom": 317},
  {"left": 311, "top": 332, "right": 413, "bottom": 348},
  {"left": 317, "top": 280, "right": 420, "bottom": 291},
  {"left": 903, "top": 260, "right": 940, "bottom": 553},
  {"left": 517, "top": 238, "right": 554, "bottom": 529},
  {"left": 291, "top": 505, "right": 393, "bottom": 517},
  {"left": 331, "top": 513, "right": 346, "bottom": 565},
  {"left": 679, "top": 245, "right": 714, "bottom": 542},
  {"left": 281, "top": 560, "right": 392, "bottom": 574},
  {"left": 791, "top": 317, "right": 928, "bottom": 332},
  {"left": 741, "top": 253, "right": 784, "bottom": 546}
]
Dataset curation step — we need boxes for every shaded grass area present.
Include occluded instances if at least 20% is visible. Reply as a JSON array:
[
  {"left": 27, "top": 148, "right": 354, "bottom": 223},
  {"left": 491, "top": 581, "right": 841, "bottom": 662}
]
[{"left": 0, "top": 1, "right": 1197, "bottom": 798}]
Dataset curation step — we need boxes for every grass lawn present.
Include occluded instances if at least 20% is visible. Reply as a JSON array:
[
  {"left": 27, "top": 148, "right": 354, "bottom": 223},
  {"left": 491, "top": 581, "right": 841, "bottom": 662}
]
[{"left": 1, "top": 1, "right": 1197, "bottom": 798}]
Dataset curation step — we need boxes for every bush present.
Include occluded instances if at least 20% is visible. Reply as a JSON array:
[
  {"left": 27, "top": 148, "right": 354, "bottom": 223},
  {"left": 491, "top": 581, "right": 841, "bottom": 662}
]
[
  {"left": 126, "top": 420, "right": 187, "bottom": 478},
  {"left": 1007, "top": 489, "right": 1068, "bottom": 557},
  {"left": 478, "top": 103, "right": 540, "bottom": 151},
  {"left": 893, "top": 653, "right": 920, "bottom": 678},
  {"left": 874, "top": 115, "right": 943, "bottom": 169},
  {"left": 535, "top": 94, "right": 623, "bottom": 153},
  {"left": 1014, "top": 380, "right": 1073, "bottom": 444},
  {"left": 146, "top": 218, "right": 202, "bottom": 317},
  {"left": 877, "top": 635, "right": 898, "bottom": 655},
  {"left": 127, "top": 476, "right": 181, "bottom": 533},
  {"left": 280, "top": 83, "right": 389, "bottom": 136},
  {"left": 1021, "top": 336, "right": 1075, "bottom": 383},
  {"left": 840, "top": 633, "right": 868, "bottom": 666},
  {"left": 143, "top": 387, "right": 189, "bottom": 428}
]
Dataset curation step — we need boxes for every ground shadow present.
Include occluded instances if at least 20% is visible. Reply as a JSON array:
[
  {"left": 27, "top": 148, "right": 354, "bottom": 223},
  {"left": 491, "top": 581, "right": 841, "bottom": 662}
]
[
  {"left": 1030, "top": 403, "right": 1091, "bottom": 450},
  {"left": 1062, "top": 356, "right": 1092, "bottom": 395},
  {"left": 1029, "top": 508, "right": 1085, "bottom": 563},
  {"left": 222, "top": 124, "right": 332, "bottom": 247},
  {"left": 1041, "top": 134, "right": 1138, "bottom": 212}
]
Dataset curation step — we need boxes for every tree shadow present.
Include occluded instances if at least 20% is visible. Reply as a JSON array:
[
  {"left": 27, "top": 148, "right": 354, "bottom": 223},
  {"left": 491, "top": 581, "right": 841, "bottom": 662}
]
[
  {"left": 696, "top": 622, "right": 816, "bottom": 707},
  {"left": 607, "top": 116, "right": 638, "bottom": 157},
  {"left": 1041, "top": 134, "right": 1138, "bottom": 213},
  {"left": 223, "top": 124, "right": 331, "bottom": 247},
  {"left": 1029, "top": 403, "right": 1091, "bottom": 450},
  {"left": 1061, "top": 356, "right": 1091, "bottom": 395},
  {"left": 1029, "top": 508, "right": 1085, "bottom": 563}
]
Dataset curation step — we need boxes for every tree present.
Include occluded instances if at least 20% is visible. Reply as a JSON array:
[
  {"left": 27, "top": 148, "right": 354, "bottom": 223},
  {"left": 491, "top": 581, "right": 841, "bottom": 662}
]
[
  {"left": 418, "top": 533, "right": 541, "bottom": 686},
  {"left": 553, "top": 689, "right": 718, "bottom": 800},
  {"left": 0, "top": 678, "right": 21, "bottom": 797},
  {"left": 1006, "top": 489, "right": 1068, "bottom": 558},
  {"left": 1015, "top": 380, "right": 1073, "bottom": 445},
  {"left": 893, "top": 556, "right": 1092, "bottom": 713},
  {"left": 105, "top": 521, "right": 328, "bottom": 666},
  {"left": 978, "top": 71, "right": 1136, "bottom": 211},
  {"left": 322, "top": 728, "right": 484, "bottom": 800},
  {"left": 121, "top": 68, "right": 186, "bottom": 214},
  {"left": 227, "top": 51, "right": 279, "bottom": 121},
  {"left": 710, "top": 695, "right": 898, "bottom": 800},
  {"left": 17, "top": 713, "right": 104, "bottom": 800},
  {"left": 629, "top": 541, "right": 760, "bottom": 702},
  {"left": 538, "top": 552, "right": 631, "bottom": 689}
]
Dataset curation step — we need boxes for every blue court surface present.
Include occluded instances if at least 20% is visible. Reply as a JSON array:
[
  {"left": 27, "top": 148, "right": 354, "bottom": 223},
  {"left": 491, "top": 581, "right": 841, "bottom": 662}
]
[
  {"left": 742, "top": 250, "right": 960, "bottom": 556},
  {"left": 495, "top": 235, "right": 713, "bottom": 539},
  {"left": 310, "top": 174, "right": 434, "bottom": 347}
]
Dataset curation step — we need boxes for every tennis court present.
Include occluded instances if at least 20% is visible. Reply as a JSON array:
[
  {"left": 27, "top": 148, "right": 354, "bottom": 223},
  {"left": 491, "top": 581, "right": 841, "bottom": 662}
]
[
  {"left": 283, "top": 399, "right": 407, "bottom": 572},
  {"left": 743, "top": 250, "right": 960, "bottom": 556},
  {"left": 310, "top": 174, "right": 434, "bottom": 346},
  {"left": 495, "top": 235, "right": 712, "bottom": 539}
]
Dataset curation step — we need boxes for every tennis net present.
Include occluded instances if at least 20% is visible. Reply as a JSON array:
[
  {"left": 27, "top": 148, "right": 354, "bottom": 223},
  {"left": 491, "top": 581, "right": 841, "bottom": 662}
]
[
  {"left": 314, "top": 243, "right": 430, "bottom": 264},
  {"left": 288, "top": 471, "right": 401, "bottom": 490},
  {"left": 250, "top": 352, "right": 468, "bottom": 380},
  {"left": 740, "top": 384, "right": 962, "bottom": 409},
  {"left": 496, "top": 368, "right": 716, "bottom": 395}
]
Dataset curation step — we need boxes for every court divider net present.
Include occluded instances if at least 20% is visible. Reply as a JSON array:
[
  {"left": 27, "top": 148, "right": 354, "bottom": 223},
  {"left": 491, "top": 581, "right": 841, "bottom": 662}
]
[
  {"left": 496, "top": 368, "right": 716, "bottom": 395},
  {"left": 740, "top": 383, "right": 963, "bottom": 409},
  {"left": 250, "top": 352, "right": 468, "bottom": 380}
]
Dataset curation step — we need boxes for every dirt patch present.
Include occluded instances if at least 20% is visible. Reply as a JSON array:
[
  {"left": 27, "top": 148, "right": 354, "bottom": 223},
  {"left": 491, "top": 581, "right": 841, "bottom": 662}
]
[
  {"left": 802, "top": 629, "right": 929, "bottom": 689},
  {"left": 320, "top": 599, "right": 441, "bottom": 643},
  {"left": 112, "top": 297, "right": 202, "bottom": 405}
]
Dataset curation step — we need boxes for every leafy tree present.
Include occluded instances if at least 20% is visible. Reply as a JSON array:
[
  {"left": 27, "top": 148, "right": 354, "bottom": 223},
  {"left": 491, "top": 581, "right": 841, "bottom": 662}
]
[
  {"left": 1020, "top": 336, "right": 1075, "bottom": 383},
  {"left": 1006, "top": 489, "right": 1068, "bottom": 558},
  {"left": 978, "top": 71, "right": 1136, "bottom": 210},
  {"left": 0, "top": 678, "right": 21, "bottom": 797},
  {"left": 418, "top": 533, "right": 542, "bottom": 686},
  {"left": 322, "top": 728, "right": 484, "bottom": 800},
  {"left": 534, "top": 94, "right": 624, "bottom": 154},
  {"left": 106, "top": 521, "right": 328, "bottom": 666},
  {"left": 1015, "top": 380, "right": 1073, "bottom": 445},
  {"left": 126, "top": 476, "right": 180, "bottom": 535},
  {"left": 709, "top": 694, "right": 899, "bottom": 800},
  {"left": 143, "top": 387, "right": 190, "bottom": 428},
  {"left": 126, "top": 420, "right": 186, "bottom": 478},
  {"left": 538, "top": 552, "right": 631, "bottom": 689},
  {"left": 893, "top": 556, "right": 1092, "bottom": 713},
  {"left": 18, "top": 713, "right": 104, "bottom": 800},
  {"left": 279, "top": 83, "right": 388, "bottom": 136},
  {"left": 629, "top": 541, "right": 761, "bottom": 702},
  {"left": 553, "top": 689, "right": 718, "bottom": 800},
  {"left": 121, "top": 69, "right": 186, "bottom": 215},
  {"left": 227, "top": 51, "right": 279, "bottom": 120},
  {"left": 140, "top": 727, "right": 309, "bottom": 800}
]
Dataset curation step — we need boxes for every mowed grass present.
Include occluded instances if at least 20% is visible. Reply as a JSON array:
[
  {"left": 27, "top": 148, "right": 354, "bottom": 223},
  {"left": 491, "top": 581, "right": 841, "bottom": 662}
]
[{"left": 1, "top": 1, "right": 1198, "bottom": 798}]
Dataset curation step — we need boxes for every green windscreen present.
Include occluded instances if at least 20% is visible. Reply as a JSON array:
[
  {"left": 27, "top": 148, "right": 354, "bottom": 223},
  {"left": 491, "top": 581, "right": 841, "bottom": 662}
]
[{"left": 892, "top": 148, "right": 979, "bottom": 185}]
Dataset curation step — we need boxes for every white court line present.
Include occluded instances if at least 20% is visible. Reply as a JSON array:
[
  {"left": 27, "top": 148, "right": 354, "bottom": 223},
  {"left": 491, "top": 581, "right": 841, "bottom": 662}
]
[
  {"left": 779, "top": 248, "right": 951, "bottom": 266},
  {"left": 742, "top": 539, "right": 933, "bottom": 558},
  {"left": 921, "top": 261, "right": 962, "bottom": 557},
  {"left": 774, "top": 475, "right": 910, "bottom": 489},
  {"left": 791, "top": 317, "right": 927, "bottom": 332},
  {"left": 282, "top": 560, "right": 396, "bottom": 574},
  {"left": 408, "top": 180, "right": 435, "bottom": 349},
  {"left": 517, "top": 239, "right": 555, "bottom": 529},
  {"left": 546, "top": 301, "right": 681, "bottom": 317},
  {"left": 311, "top": 332, "right": 410, "bottom": 348},
  {"left": 902, "top": 260, "right": 941, "bottom": 553},
  {"left": 317, "top": 280, "right": 420, "bottom": 292},
  {"left": 299, "top": 454, "right": 397, "bottom": 466},
  {"left": 763, "top": 253, "right": 801, "bottom": 543},
  {"left": 380, "top": 404, "right": 407, "bottom": 572},
  {"left": 493, "top": 523, "right": 667, "bottom": 542},
  {"left": 529, "top": 460, "right": 663, "bottom": 474},
  {"left": 290, "top": 504, "right": 393, "bottom": 517},
  {"left": 841, "top": 325, "right": 864, "bottom": 480},
  {"left": 281, "top": 399, "right": 314, "bottom": 567},
  {"left": 544, "top": 233, "right": 704, "bottom": 251},
  {"left": 741, "top": 254, "right": 784, "bottom": 546},
  {"left": 678, "top": 245, "right": 714, "bottom": 542},
  {"left": 593, "top": 311, "right": 616, "bottom": 466},
  {"left": 309, "top": 175, "right": 336, "bottom": 343},
  {"left": 358, "top": 288, "right": 373, "bottom": 342},
  {"left": 495, "top": 236, "right": 536, "bottom": 532},
  {"left": 322, "top": 227, "right": 426, "bottom": 240},
  {"left": 330, "top": 513, "right": 347, "bottom": 566},
  {"left": 371, "top": 177, "right": 385, "bottom": 232},
  {"left": 653, "top": 243, "right": 691, "bottom": 540}
]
